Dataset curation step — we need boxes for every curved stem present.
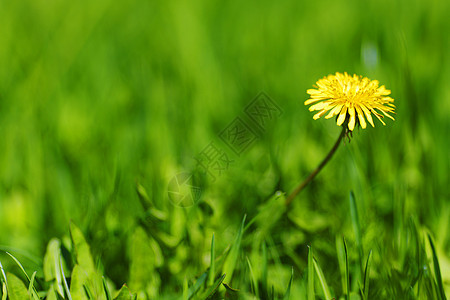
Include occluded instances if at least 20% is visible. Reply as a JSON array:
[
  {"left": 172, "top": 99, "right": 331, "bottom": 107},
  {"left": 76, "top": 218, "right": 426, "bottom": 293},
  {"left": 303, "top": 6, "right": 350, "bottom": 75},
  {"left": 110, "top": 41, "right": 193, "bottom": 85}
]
[{"left": 285, "top": 126, "right": 347, "bottom": 206}]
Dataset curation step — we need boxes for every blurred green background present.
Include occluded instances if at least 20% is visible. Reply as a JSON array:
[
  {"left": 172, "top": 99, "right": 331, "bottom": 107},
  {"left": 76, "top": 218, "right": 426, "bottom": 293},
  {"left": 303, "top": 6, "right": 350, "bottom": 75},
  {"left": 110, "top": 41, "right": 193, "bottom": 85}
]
[{"left": 0, "top": 0, "right": 449, "bottom": 298}]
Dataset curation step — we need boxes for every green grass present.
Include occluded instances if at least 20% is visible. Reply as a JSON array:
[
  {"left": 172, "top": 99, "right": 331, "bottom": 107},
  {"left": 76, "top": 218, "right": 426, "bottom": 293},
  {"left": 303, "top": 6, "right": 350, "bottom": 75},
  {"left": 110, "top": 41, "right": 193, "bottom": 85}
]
[{"left": 0, "top": 0, "right": 449, "bottom": 299}]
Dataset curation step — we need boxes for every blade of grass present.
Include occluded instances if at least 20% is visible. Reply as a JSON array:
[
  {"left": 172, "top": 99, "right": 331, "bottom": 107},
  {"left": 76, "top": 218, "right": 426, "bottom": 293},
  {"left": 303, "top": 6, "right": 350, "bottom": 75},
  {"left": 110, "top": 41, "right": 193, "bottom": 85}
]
[
  {"left": 83, "top": 284, "right": 94, "bottom": 299},
  {"left": 198, "top": 273, "right": 226, "bottom": 299},
  {"left": 359, "top": 285, "right": 365, "bottom": 300},
  {"left": 103, "top": 277, "right": 112, "bottom": 300},
  {"left": 343, "top": 237, "right": 350, "bottom": 300},
  {"left": 336, "top": 237, "right": 346, "bottom": 295},
  {"left": 282, "top": 267, "right": 294, "bottom": 300},
  {"left": 187, "top": 272, "right": 207, "bottom": 299},
  {"left": 246, "top": 257, "right": 259, "bottom": 296},
  {"left": 427, "top": 234, "right": 446, "bottom": 300},
  {"left": 60, "top": 257, "right": 72, "bottom": 300},
  {"left": 349, "top": 191, "right": 364, "bottom": 279},
  {"left": 0, "top": 247, "right": 41, "bottom": 266},
  {"left": 222, "top": 215, "right": 246, "bottom": 283},
  {"left": 363, "top": 250, "right": 372, "bottom": 300},
  {"left": 409, "top": 217, "right": 425, "bottom": 298},
  {"left": 5, "top": 252, "right": 31, "bottom": 282},
  {"left": 313, "top": 258, "right": 332, "bottom": 300},
  {"left": 2, "top": 281, "right": 6, "bottom": 300},
  {"left": 0, "top": 260, "right": 7, "bottom": 285},
  {"left": 308, "top": 246, "right": 315, "bottom": 300},
  {"left": 28, "top": 271, "right": 38, "bottom": 300},
  {"left": 208, "top": 234, "right": 215, "bottom": 287},
  {"left": 5, "top": 252, "right": 39, "bottom": 299}
]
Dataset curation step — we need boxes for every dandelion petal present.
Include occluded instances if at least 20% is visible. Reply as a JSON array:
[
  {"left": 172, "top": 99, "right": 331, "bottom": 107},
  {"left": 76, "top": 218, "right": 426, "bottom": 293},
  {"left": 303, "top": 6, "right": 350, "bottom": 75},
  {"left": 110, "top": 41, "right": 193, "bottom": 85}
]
[
  {"left": 355, "top": 106, "right": 367, "bottom": 129},
  {"left": 348, "top": 106, "right": 356, "bottom": 131},
  {"left": 304, "top": 72, "right": 395, "bottom": 130},
  {"left": 337, "top": 106, "right": 347, "bottom": 126}
]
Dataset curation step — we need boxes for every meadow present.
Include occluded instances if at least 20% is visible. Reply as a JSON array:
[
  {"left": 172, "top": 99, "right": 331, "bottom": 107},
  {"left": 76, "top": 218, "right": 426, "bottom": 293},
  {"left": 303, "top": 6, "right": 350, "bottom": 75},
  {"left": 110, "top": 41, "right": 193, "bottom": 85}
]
[{"left": 0, "top": 0, "right": 449, "bottom": 299}]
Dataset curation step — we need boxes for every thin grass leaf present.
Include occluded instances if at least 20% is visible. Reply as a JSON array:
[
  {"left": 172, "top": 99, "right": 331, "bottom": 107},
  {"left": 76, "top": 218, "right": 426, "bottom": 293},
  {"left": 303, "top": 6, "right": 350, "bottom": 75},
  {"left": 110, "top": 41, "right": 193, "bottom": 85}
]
[
  {"left": 83, "top": 284, "right": 94, "bottom": 299},
  {"left": 197, "top": 273, "right": 226, "bottom": 300},
  {"left": 282, "top": 267, "right": 294, "bottom": 300},
  {"left": 349, "top": 191, "right": 364, "bottom": 279},
  {"left": 28, "top": 271, "right": 38, "bottom": 300},
  {"left": 0, "top": 260, "right": 7, "bottom": 285},
  {"left": 208, "top": 234, "right": 215, "bottom": 287},
  {"left": 187, "top": 272, "right": 207, "bottom": 299},
  {"left": 103, "top": 277, "right": 112, "bottom": 300},
  {"left": 246, "top": 257, "right": 259, "bottom": 296},
  {"left": 335, "top": 237, "right": 347, "bottom": 295},
  {"left": 427, "top": 234, "right": 446, "bottom": 300},
  {"left": 343, "top": 237, "right": 350, "bottom": 300},
  {"left": 313, "top": 258, "right": 332, "bottom": 300},
  {"left": 2, "top": 281, "right": 7, "bottom": 300},
  {"left": 363, "top": 250, "right": 372, "bottom": 300},
  {"left": 359, "top": 285, "right": 366, "bottom": 300},
  {"left": 308, "top": 246, "right": 315, "bottom": 300},
  {"left": 5, "top": 252, "right": 39, "bottom": 299},
  {"left": 222, "top": 215, "right": 246, "bottom": 283},
  {"left": 60, "top": 257, "right": 72, "bottom": 300},
  {"left": 5, "top": 252, "right": 31, "bottom": 282},
  {"left": 0, "top": 247, "right": 41, "bottom": 266}
]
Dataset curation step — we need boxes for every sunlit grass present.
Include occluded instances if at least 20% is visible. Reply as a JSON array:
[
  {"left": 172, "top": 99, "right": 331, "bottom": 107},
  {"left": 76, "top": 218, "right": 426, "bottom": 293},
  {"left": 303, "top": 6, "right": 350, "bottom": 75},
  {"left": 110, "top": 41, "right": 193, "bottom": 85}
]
[{"left": 0, "top": 0, "right": 449, "bottom": 298}]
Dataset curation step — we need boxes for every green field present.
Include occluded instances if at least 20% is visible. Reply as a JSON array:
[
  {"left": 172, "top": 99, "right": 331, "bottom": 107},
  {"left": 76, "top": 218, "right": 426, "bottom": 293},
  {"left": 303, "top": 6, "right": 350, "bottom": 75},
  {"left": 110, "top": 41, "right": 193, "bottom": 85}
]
[{"left": 0, "top": 0, "right": 449, "bottom": 299}]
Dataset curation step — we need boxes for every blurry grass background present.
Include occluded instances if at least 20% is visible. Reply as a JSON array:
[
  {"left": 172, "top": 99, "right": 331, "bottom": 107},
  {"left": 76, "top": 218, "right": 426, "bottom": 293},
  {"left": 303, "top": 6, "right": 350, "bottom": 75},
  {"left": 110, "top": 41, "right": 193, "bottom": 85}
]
[{"left": 0, "top": 0, "right": 449, "bottom": 298}]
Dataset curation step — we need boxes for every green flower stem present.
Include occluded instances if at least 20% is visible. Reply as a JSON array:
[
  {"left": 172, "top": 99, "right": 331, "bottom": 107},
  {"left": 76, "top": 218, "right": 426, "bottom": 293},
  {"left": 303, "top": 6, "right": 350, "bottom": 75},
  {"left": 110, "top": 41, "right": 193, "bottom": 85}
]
[{"left": 285, "top": 126, "right": 347, "bottom": 206}]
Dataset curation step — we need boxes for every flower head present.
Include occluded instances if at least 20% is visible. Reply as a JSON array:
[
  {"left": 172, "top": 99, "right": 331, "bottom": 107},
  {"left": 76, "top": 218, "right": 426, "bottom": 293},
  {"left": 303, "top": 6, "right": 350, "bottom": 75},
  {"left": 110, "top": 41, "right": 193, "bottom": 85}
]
[{"left": 305, "top": 72, "right": 395, "bottom": 131}]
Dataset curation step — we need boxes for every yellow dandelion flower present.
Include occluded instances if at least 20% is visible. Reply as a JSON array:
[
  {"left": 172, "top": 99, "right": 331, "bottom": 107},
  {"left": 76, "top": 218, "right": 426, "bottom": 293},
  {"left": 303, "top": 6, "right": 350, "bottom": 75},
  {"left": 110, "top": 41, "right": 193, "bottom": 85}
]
[{"left": 305, "top": 72, "right": 395, "bottom": 131}]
